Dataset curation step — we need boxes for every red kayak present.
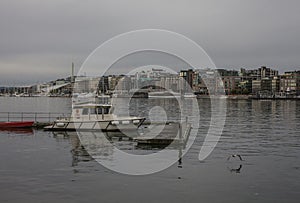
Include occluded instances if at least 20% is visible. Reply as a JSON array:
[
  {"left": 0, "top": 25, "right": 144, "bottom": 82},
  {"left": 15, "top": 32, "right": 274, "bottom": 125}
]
[{"left": 0, "top": 121, "right": 34, "bottom": 128}]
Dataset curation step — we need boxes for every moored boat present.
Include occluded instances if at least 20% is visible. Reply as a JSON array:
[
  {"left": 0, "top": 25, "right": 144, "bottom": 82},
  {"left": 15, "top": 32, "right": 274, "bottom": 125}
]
[
  {"left": 183, "top": 93, "right": 196, "bottom": 98},
  {"left": 0, "top": 121, "right": 34, "bottom": 128},
  {"left": 148, "top": 91, "right": 181, "bottom": 98},
  {"left": 44, "top": 103, "right": 145, "bottom": 131}
]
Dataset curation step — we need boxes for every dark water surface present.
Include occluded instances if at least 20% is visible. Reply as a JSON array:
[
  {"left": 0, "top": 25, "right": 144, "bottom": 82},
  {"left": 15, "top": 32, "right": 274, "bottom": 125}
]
[{"left": 0, "top": 97, "right": 299, "bottom": 203}]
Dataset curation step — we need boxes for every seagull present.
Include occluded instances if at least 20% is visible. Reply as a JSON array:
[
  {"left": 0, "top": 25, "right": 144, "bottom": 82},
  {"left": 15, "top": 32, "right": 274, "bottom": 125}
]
[
  {"left": 229, "top": 165, "right": 243, "bottom": 173},
  {"left": 227, "top": 154, "right": 243, "bottom": 161}
]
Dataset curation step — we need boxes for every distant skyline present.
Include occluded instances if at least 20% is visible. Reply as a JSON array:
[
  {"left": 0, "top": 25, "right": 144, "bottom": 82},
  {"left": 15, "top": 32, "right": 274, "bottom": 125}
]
[{"left": 1, "top": 0, "right": 300, "bottom": 85}]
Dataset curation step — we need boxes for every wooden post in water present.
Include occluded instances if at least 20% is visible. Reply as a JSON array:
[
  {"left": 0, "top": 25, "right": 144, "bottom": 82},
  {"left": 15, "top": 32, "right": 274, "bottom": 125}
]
[
  {"left": 179, "top": 122, "right": 182, "bottom": 143},
  {"left": 102, "top": 107, "right": 104, "bottom": 119}
]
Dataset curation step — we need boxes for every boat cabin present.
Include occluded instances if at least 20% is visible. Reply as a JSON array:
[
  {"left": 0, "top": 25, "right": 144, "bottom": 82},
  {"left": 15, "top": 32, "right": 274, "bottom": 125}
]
[{"left": 72, "top": 103, "right": 113, "bottom": 120}]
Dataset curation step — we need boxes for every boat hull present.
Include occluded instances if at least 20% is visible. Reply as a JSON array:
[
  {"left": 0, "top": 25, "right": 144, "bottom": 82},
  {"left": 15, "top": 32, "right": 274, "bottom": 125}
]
[
  {"left": 44, "top": 118, "right": 145, "bottom": 132},
  {"left": 0, "top": 121, "right": 34, "bottom": 128}
]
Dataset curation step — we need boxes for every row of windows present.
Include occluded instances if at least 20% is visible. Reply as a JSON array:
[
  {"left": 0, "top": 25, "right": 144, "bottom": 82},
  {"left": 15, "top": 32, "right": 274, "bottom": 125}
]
[{"left": 82, "top": 108, "right": 110, "bottom": 115}]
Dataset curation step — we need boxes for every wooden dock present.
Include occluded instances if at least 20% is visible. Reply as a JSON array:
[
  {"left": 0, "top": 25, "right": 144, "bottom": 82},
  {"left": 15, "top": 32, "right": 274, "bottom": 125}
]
[
  {"left": 0, "top": 110, "right": 192, "bottom": 148},
  {"left": 134, "top": 121, "right": 191, "bottom": 147}
]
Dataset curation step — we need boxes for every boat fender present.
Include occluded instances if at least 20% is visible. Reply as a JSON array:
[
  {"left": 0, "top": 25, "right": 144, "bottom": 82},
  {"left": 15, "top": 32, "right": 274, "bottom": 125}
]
[
  {"left": 122, "top": 120, "right": 130, "bottom": 125},
  {"left": 133, "top": 120, "right": 140, "bottom": 124},
  {"left": 56, "top": 123, "right": 65, "bottom": 127}
]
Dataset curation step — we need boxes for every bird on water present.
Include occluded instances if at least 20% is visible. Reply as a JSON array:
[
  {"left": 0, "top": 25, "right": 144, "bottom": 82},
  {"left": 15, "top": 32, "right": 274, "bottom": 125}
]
[
  {"left": 227, "top": 154, "right": 243, "bottom": 161},
  {"left": 229, "top": 165, "right": 243, "bottom": 173}
]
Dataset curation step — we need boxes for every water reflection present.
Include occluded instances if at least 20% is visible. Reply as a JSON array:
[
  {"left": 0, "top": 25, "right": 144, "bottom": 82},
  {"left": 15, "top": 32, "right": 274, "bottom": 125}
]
[
  {"left": 51, "top": 130, "right": 186, "bottom": 170},
  {"left": 128, "top": 98, "right": 181, "bottom": 122},
  {"left": 0, "top": 128, "right": 34, "bottom": 135},
  {"left": 52, "top": 131, "right": 93, "bottom": 166},
  {"left": 69, "top": 133, "right": 93, "bottom": 166}
]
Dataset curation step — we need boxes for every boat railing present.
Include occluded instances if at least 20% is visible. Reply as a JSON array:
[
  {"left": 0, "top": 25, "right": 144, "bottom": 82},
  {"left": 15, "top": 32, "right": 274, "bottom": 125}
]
[{"left": 0, "top": 112, "right": 71, "bottom": 123}]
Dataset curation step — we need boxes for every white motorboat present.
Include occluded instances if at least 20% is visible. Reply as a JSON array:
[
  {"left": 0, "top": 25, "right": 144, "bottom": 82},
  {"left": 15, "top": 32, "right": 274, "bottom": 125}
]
[
  {"left": 148, "top": 91, "right": 197, "bottom": 99},
  {"left": 148, "top": 91, "right": 181, "bottom": 98},
  {"left": 44, "top": 103, "right": 145, "bottom": 131},
  {"left": 183, "top": 93, "right": 196, "bottom": 98}
]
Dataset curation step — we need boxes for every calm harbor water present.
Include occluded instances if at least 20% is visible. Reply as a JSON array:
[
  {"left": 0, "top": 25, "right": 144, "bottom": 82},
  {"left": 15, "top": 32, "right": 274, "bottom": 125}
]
[{"left": 0, "top": 97, "right": 299, "bottom": 203}]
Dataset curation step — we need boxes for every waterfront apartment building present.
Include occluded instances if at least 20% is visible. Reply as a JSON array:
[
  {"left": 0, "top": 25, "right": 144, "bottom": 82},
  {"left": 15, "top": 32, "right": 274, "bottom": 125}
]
[
  {"left": 155, "top": 75, "right": 180, "bottom": 92},
  {"left": 179, "top": 69, "right": 195, "bottom": 92},
  {"left": 280, "top": 71, "right": 300, "bottom": 96},
  {"left": 99, "top": 76, "right": 109, "bottom": 94},
  {"left": 73, "top": 77, "right": 99, "bottom": 93},
  {"left": 242, "top": 66, "right": 279, "bottom": 96},
  {"left": 241, "top": 66, "right": 278, "bottom": 80}
]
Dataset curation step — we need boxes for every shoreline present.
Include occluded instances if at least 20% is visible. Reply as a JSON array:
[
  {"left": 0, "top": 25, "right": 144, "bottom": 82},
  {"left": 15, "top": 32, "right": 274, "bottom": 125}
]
[{"left": 1, "top": 94, "right": 300, "bottom": 100}]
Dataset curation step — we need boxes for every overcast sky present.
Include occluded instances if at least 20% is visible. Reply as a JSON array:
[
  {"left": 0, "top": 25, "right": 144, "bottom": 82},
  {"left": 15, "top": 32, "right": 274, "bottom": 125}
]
[{"left": 0, "top": 0, "right": 300, "bottom": 85}]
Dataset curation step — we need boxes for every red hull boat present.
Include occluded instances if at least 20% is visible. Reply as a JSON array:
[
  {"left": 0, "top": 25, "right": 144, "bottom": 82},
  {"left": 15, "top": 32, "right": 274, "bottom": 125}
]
[{"left": 0, "top": 121, "right": 34, "bottom": 128}]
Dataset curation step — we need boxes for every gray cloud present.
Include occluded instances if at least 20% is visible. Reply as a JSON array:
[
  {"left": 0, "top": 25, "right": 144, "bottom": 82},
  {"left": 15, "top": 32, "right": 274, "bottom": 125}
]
[{"left": 0, "top": 0, "right": 299, "bottom": 85}]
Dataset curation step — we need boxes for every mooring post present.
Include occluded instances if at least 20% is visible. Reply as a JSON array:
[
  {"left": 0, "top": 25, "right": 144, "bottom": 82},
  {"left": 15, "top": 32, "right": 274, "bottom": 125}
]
[
  {"left": 179, "top": 122, "right": 182, "bottom": 141},
  {"left": 21, "top": 112, "right": 23, "bottom": 122},
  {"left": 102, "top": 107, "right": 104, "bottom": 119},
  {"left": 7, "top": 112, "right": 10, "bottom": 122}
]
